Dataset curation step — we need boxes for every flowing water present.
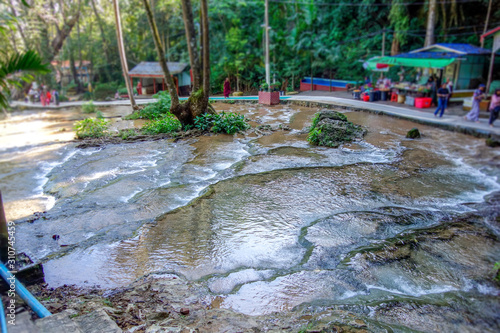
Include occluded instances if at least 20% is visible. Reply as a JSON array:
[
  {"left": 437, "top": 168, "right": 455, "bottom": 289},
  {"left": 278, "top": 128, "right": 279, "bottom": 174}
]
[{"left": 1, "top": 103, "right": 500, "bottom": 332}]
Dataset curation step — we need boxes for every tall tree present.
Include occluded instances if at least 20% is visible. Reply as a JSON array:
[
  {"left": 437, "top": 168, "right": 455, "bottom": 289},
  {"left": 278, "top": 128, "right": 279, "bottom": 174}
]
[
  {"left": 141, "top": 0, "right": 179, "bottom": 108},
  {"left": 424, "top": 0, "right": 437, "bottom": 47},
  {"left": 112, "top": 0, "right": 137, "bottom": 110},
  {"left": 90, "top": 0, "right": 113, "bottom": 82}
]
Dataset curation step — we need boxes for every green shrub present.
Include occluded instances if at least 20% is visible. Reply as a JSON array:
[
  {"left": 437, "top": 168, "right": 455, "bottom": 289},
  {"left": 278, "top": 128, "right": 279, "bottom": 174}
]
[
  {"left": 59, "top": 95, "right": 69, "bottom": 102},
  {"left": 125, "top": 91, "right": 172, "bottom": 120},
  {"left": 194, "top": 112, "right": 250, "bottom": 135},
  {"left": 118, "top": 87, "right": 137, "bottom": 95},
  {"left": 83, "top": 91, "right": 94, "bottom": 100},
  {"left": 94, "top": 82, "right": 119, "bottom": 100},
  {"left": 96, "top": 111, "right": 104, "bottom": 119},
  {"left": 141, "top": 112, "right": 181, "bottom": 134},
  {"left": 494, "top": 262, "right": 500, "bottom": 283},
  {"left": 119, "top": 128, "right": 137, "bottom": 140},
  {"left": 82, "top": 101, "right": 97, "bottom": 113},
  {"left": 74, "top": 118, "right": 110, "bottom": 139},
  {"left": 307, "top": 127, "right": 322, "bottom": 145}
]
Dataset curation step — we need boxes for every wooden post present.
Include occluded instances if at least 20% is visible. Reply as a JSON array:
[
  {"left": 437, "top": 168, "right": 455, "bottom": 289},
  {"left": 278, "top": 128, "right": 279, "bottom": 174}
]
[
  {"left": 130, "top": 77, "right": 133, "bottom": 94},
  {"left": 154, "top": 78, "right": 156, "bottom": 94},
  {"left": 486, "top": 50, "right": 496, "bottom": 94},
  {"left": 162, "top": 78, "right": 165, "bottom": 91},
  {"left": 0, "top": 191, "right": 8, "bottom": 263},
  {"left": 329, "top": 69, "right": 332, "bottom": 92}
]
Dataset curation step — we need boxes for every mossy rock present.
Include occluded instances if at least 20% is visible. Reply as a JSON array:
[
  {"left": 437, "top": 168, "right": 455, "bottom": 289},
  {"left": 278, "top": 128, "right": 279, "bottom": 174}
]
[
  {"left": 406, "top": 128, "right": 421, "bottom": 139},
  {"left": 232, "top": 91, "right": 243, "bottom": 97},
  {"left": 486, "top": 135, "right": 500, "bottom": 147},
  {"left": 308, "top": 111, "right": 366, "bottom": 148}
]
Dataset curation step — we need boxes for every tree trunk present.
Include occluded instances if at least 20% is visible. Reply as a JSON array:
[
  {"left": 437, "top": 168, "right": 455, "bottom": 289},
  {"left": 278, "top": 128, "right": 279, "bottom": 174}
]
[
  {"left": 141, "top": 0, "right": 179, "bottom": 108},
  {"left": 68, "top": 37, "right": 83, "bottom": 93},
  {"left": 310, "top": 51, "right": 313, "bottom": 91},
  {"left": 180, "top": 0, "right": 201, "bottom": 91},
  {"left": 50, "top": 12, "right": 80, "bottom": 61},
  {"left": 391, "top": 32, "right": 400, "bottom": 55},
  {"left": 201, "top": 0, "right": 210, "bottom": 102},
  {"left": 90, "top": 0, "right": 112, "bottom": 82},
  {"left": 481, "top": 0, "right": 493, "bottom": 48},
  {"left": 112, "top": 0, "right": 137, "bottom": 110},
  {"left": 424, "top": 0, "right": 437, "bottom": 47}
]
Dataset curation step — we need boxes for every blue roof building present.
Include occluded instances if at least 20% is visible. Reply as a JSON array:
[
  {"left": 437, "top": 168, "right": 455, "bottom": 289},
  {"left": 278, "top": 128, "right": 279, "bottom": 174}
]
[{"left": 402, "top": 43, "right": 498, "bottom": 90}]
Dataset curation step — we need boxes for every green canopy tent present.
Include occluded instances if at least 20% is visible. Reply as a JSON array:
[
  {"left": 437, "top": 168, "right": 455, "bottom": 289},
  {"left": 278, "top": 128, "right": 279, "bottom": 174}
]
[{"left": 365, "top": 56, "right": 456, "bottom": 69}]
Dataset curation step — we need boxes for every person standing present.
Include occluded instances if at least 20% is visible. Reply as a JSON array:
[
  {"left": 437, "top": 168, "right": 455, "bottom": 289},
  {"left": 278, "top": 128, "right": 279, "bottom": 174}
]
[
  {"left": 40, "top": 88, "right": 46, "bottom": 106},
  {"left": 434, "top": 83, "right": 449, "bottom": 118},
  {"left": 489, "top": 89, "right": 500, "bottom": 127},
  {"left": 223, "top": 77, "right": 231, "bottom": 99},
  {"left": 46, "top": 90, "right": 51, "bottom": 105},
  {"left": 54, "top": 90, "right": 60, "bottom": 106},
  {"left": 137, "top": 81, "right": 142, "bottom": 95},
  {"left": 464, "top": 84, "right": 486, "bottom": 123}
]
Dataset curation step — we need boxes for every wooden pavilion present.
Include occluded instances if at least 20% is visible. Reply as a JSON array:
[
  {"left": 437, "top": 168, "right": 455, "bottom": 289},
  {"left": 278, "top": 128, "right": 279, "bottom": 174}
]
[{"left": 128, "top": 62, "right": 192, "bottom": 96}]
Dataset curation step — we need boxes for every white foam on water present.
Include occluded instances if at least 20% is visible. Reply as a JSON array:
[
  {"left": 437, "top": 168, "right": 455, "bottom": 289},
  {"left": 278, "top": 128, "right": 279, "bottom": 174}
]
[
  {"left": 32, "top": 148, "right": 100, "bottom": 211},
  {"left": 120, "top": 188, "right": 143, "bottom": 203}
]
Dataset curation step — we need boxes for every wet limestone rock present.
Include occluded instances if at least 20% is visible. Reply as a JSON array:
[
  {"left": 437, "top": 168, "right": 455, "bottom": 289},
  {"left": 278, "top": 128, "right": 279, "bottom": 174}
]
[
  {"left": 406, "top": 128, "right": 421, "bottom": 139},
  {"left": 308, "top": 111, "right": 366, "bottom": 148}
]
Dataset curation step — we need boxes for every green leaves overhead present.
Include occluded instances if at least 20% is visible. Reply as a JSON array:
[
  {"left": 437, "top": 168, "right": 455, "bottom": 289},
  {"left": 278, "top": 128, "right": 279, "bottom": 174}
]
[{"left": 0, "top": 50, "right": 50, "bottom": 110}]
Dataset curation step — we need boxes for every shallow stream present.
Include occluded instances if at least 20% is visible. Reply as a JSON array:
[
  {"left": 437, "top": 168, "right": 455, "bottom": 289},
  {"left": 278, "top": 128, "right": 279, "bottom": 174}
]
[{"left": 1, "top": 103, "right": 499, "bottom": 332}]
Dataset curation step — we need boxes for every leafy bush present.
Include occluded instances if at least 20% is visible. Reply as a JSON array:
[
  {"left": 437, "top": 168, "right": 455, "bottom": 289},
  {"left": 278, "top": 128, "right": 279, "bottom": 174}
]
[
  {"left": 73, "top": 118, "right": 110, "bottom": 139},
  {"left": 141, "top": 112, "right": 181, "bottom": 134},
  {"left": 119, "top": 129, "right": 137, "bottom": 140},
  {"left": 125, "top": 91, "right": 172, "bottom": 120},
  {"left": 494, "top": 262, "right": 500, "bottom": 283},
  {"left": 82, "top": 101, "right": 97, "bottom": 113},
  {"left": 118, "top": 87, "right": 138, "bottom": 95},
  {"left": 194, "top": 112, "right": 250, "bottom": 135},
  {"left": 94, "top": 82, "right": 119, "bottom": 100},
  {"left": 95, "top": 111, "right": 104, "bottom": 119},
  {"left": 83, "top": 91, "right": 94, "bottom": 100},
  {"left": 59, "top": 95, "right": 69, "bottom": 102}
]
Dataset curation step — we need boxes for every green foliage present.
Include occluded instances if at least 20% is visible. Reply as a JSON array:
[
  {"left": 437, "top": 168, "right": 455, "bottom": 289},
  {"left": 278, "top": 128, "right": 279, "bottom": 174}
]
[
  {"left": 96, "top": 111, "right": 104, "bottom": 119},
  {"left": 73, "top": 118, "right": 110, "bottom": 139},
  {"left": 94, "top": 82, "right": 119, "bottom": 100},
  {"left": 494, "top": 262, "right": 500, "bottom": 283},
  {"left": 119, "top": 129, "right": 137, "bottom": 140},
  {"left": 59, "top": 94, "right": 69, "bottom": 102},
  {"left": 194, "top": 112, "right": 250, "bottom": 135},
  {"left": 82, "top": 101, "right": 97, "bottom": 113},
  {"left": 118, "top": 87, "right": 137, "bottom": 95},
  {"left": 125, "top": 91, "right": 172, "bottom": 120},
  {"left": 141, "top": 113, "right": 181, "bottom": 134},
  {"left": 307, "top": 127, "right": 322, "bottom": 145},
  {"left": 0, "top": 50, "right": 50, "bottom": 110}
]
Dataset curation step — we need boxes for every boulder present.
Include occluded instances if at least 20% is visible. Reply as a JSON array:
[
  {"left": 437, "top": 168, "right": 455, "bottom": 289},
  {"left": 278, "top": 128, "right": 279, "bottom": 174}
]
[
  {"left": 486, "top": 135, "right": 500, "bottom": 147},
  {"left": 308, "top": 111, "right": 366, "bottom": 148},
  {"left": 406, "top": 128, "right": 421, "bottom": 139}
]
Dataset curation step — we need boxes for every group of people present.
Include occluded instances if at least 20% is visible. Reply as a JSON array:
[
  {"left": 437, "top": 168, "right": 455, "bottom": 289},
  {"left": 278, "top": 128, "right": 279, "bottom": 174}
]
[
  {"left": 464, "top": 85, "right": 500, "bottom": 127},
  {"left": 27, "top": 86, "right": 60, "bottom": 106}
]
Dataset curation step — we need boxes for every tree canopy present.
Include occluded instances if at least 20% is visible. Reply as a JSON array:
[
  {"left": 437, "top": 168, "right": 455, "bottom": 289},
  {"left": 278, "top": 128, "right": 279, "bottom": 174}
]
[{"left": 1, "top": 0, "right": 499, "bottom": 94}]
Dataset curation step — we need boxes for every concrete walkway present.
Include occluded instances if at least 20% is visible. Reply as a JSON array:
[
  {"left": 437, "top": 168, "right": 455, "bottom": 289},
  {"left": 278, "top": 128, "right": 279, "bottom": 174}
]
[
  {"left": 287, "top": 94, "right": 500, "bottom": 137},
  {"left": 10, "top": 94, "right": 499, "bottom": 137}
]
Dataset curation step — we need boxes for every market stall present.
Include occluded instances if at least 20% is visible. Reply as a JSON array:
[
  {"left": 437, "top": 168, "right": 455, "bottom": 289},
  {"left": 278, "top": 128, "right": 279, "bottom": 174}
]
[{"left": 362, "top": 43, "right": 498, "bottom": 107}]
